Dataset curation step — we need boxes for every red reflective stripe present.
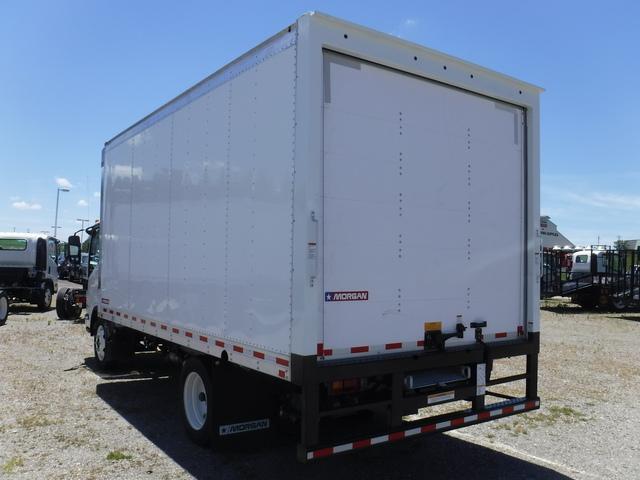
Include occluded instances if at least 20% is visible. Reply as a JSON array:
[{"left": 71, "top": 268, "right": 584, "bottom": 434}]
[
  {"left": 233, "top": 345, "right": 243, "bottom": 353},
  {"left": 276, "top": 357, "right": 289, "bottom": 367},
  {"left": 253, "top": 351, "right": 265, "bottom": 359},
  {"left": 278, "top": 370, "right": 286, "bottom": 378},
  {"left": 140, "top": 319, "right": 146, "bottom": 324},
  {"left": 123, "top": 314, "right": 128, "bottom": 319},
  {"left": 116, "top": 312, "right": 121, "bottom": 316},
  {"left": 421, "top": 424, "right": 436, "bottom": 433},
  {"left": 132, "top": 316, "right": 137, "bottom": 322},
  {"left": 417, "top": 340, "right": 424, "bottom": 347},
  {"left": 389, "top": 431, "right": 405, "bottom": 442},
  {"left": 313, "top": 448, "right": 333, "bottom": 459},
  {"left": 353, "top": 438, "right": 371, "bottom": 449},
  {"left": 478, "top": 411, "right": 491, "bottom": 421},
  {"left": 502, "top": 406, "right": 514, "bottom": 415},
  {"left": 172, "top": 328, "right": 179, "bottom": 334},
  {"left": 517, "top": 325, "right": 524, "bottom": 336},
  {"left": 150, "top": 321, "right": 156, "bottom": 327},
  {"left": 160, "top": 324, "right": 167, "bottom": 330},
  {"left": 215, "top": 340, "right": 224, "bottom": 348},
  {"left": 317, "top": 343, "right": 324, "bottom": 356},
  {"left": 385, "top": 342, "right": 402, "bottom": 350},
  {"left": 350, "top": 346, "right": 369, "bottom": 354},
  {"left": 525, "top": 401, "right": 537, "bottom": 409},
  {"left": 109, "top": 309, "right": 114, "bottom": 314},
  {"left": 199, "top": 336, "right": 208, "bottom": 343},
  {"left": 323, "top": 349, "right": 333, "bottom": 356},
  {"left": 451, "top": 418, "right": 465, "bottom": 427},
  {"left": 495, "top": 332, "right": 507, "bottom": 338},
  {"left": 185, "top": 332, "right": 193, "bottom": 338}
]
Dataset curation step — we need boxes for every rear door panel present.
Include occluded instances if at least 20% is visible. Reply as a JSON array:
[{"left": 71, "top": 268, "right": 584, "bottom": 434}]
[{"left": 322, "top": 51, "right": 525, "bottom": 358}]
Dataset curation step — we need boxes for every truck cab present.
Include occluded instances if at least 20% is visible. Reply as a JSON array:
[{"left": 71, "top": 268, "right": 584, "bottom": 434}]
[{"left": 0, "top": 233, "right": 58, "bottom": 310}]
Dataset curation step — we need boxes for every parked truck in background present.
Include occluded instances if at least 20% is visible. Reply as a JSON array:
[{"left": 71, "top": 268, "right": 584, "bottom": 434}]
[
  {"left": 0, "top": 233, "right": 58, "bottom": 311},
  {"left": 84, "top": 12, "right": 542, "bottom": 460}
]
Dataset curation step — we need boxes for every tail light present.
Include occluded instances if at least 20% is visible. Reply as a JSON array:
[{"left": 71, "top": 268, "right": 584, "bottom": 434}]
[{"left": 328, "top": 378, "right": 364, "bottom": 396}]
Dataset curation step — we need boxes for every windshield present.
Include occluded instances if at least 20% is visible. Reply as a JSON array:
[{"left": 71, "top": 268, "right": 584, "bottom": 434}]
[
  {"left": 0, "top": 238, "right": 27, "bottom": 251},
  {"left": 575, "top": 255, "right": 589, "bottom": 264}
]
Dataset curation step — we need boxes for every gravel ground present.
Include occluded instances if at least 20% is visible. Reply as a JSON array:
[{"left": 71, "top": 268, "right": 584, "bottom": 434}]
[{"left": 0, "top": 290, "right": 639, "bottom": 479}]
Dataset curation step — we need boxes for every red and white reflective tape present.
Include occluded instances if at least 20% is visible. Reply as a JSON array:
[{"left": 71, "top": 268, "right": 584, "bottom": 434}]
[
  {"left": 306, "top": 399, "right": 540, "bottom": 460},
  {"left": 318, "top": 331, "right": 523, "bottom": 359},
  {"left": 99, "top": 308, "right": 290, "bottom": 380}
]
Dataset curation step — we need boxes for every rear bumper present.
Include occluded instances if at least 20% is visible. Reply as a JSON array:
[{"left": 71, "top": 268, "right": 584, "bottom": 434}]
[
  {"left": 306, "top": 397, "right": 539, "bottom": 460},
  {"left": 292, "top": 332, "right": 539, "bottom": 461}
]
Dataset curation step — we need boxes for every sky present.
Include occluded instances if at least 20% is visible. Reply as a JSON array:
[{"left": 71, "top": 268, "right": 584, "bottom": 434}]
[{"left": 0, "top": 0, "right": 639, "bottom": 246}]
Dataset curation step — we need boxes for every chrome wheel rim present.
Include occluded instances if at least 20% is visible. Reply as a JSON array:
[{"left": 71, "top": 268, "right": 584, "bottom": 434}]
[
  {"left": 95, "top": 324, "right": 106, "bottom": 361},
  {"left": 183, "top": 371, "right": 207, "bottom": 430},
  {"left": 0, "top": 296, "right": 7, "bottom": 321}
]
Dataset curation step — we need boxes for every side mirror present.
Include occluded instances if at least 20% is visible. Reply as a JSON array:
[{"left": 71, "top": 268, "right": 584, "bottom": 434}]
[{"left": 68, "top": 235, "right": 81, "bottom": 264}]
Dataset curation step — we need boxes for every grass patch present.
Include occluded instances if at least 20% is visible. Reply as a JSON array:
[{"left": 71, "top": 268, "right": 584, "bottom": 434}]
[
  {"left": 492, "top": 405, "right": 589, "bottom": 436},
  {"left": 106, "top": 450, "right": 133, "bottom": 461},
  {"left": 17, "top": 414, "right": 55, "bottom": 429},
  {"left": 2, "top": 456, "right": 24, "bottom": 474}
]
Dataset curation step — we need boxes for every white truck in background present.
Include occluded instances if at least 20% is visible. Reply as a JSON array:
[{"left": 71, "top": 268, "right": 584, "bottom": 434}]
[
  {"left": 0, "top": 233, "right": 58, "bottom": 313},
  {"left": 84, "top": 12, "right": 542, "bottom": 460}
]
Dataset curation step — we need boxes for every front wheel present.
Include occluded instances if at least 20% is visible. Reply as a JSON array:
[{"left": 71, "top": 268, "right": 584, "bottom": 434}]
[
  {"left": 0, "top": 292, "right": 8, "bottom": 326},
  {"left": 180, "top": 357, "right": 216, "bottom": 446},
  {"left": 94, "top": 320, "right": 116, "bottom": 369}
]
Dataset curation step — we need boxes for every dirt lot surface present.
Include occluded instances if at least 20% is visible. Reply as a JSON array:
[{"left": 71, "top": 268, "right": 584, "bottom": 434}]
[{"left": 1, "top": 290, "right": 639, "bottom": 479}]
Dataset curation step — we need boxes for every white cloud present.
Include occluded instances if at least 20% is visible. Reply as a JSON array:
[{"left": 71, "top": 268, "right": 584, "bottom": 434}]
[
  {"left": 12, "top": 201, "right": 42, "bottom": 211},
  {"left": 403, "top": 18, "right": 418, "bottom": 28},
  {"left": 93, "top": 191, "right": 101, "bottom": 198},
  {"left": 77, "top": 199, "right": 89, "bottom": 207},
  {"left": 55, "top": 177, "right": 73, "bottom": 189}
]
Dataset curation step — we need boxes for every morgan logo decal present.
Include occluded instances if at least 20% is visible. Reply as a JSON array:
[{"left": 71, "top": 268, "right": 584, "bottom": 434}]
[
  {"left": 325, "top": 291, "right": 369, "bottom": 302},
  {"left": 219, "top": 418, "right": 270, "bottom": 436}
]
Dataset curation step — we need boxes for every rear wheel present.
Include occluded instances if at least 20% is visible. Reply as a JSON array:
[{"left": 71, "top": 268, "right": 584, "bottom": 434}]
[
  {"left": 180, "top": 357, "right": 215, "bottom": 446},
  {"left": 37, "top": 284, "right": 53, "bottom": 311},
  {"left": 610, "top": 296, "right": 629, "bottom": 311},
  {"left": 56, "top": 288, "right": 70, "bottom": 319},
  {"left": 0, "top": 292, "right": 8, "bottom": 326}
]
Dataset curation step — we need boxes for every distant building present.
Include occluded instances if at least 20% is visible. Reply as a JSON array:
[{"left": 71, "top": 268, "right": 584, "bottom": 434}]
[{"left": 540, "top": 216, "right": 574, "bottom": 249}]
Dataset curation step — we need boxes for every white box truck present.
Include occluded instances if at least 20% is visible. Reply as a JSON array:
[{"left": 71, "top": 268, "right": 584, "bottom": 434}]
[
  {"left": 0, "top": 233, "right": 58, "bottom": 311},
  {"left": 84, "top": 12, "right": 542, "bottom": 460}
]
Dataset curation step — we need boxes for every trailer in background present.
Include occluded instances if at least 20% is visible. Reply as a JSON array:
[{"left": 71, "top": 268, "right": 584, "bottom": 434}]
[
  {"left": 541, "top": 246, "right": 640, "bottom": 310},
  {"left": 85, "top": 12, "right": 542, "bottom": 460}
]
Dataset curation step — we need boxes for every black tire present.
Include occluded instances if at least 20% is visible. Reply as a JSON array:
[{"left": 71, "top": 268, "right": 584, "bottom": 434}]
[
  {"left": 56, "top": 288, "right": 71, "bottom": 319},
  {"left": 0, "top": 292, "right": 8, "bottom": 326},
  {"left": 37, "top": 283, "right": 53, "bottom": 311},
  {"left": 180, "top": 357, "right": 216, "bottom": 446},
  {"left": 94, "top": 319, "right": 116, "bottom": 369}
]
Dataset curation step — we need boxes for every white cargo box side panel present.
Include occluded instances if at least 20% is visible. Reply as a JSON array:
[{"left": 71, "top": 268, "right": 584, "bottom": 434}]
[
  {"left": 322, "top": 53, "right": 525, "bottom": 356},
  {"left": 101, "top": 142, "right": 132, "bottom": 314},
  {"left": 225, "top": 45, "right": 297, "bottom": 353},
  {"left": 167, "top": 84, "right": 229, "bottom": 336},
  {"left": 101, "top": 29, "right": 298, "bottom": 378}
]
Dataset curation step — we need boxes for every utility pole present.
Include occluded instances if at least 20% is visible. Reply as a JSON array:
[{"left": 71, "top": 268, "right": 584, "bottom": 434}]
[
  {"left": 53, "top": 187, "right": 70, "bottom": 239},
  {"left": 77, "top": 218, "right": 90, "bottom": 243}
]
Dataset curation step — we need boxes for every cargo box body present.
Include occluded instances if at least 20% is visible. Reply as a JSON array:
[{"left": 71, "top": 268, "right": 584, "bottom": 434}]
[{"left": 93, "top": 12, "right": 541, "bottom": 459}]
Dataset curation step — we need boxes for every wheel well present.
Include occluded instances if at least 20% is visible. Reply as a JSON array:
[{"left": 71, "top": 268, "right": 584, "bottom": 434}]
[{"left": 90, "top": 307, "right": 99, "bottom": 336}]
